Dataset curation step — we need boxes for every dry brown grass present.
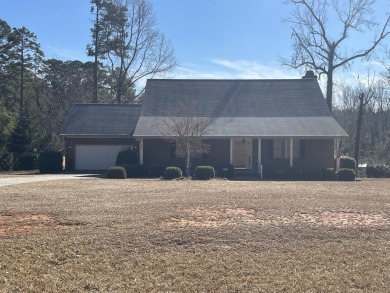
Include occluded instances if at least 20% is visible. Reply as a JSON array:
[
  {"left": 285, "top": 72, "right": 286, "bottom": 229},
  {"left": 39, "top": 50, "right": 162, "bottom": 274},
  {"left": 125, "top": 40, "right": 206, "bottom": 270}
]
[{"left": 0, "top": 178, "right": 389, "bottom": 292}]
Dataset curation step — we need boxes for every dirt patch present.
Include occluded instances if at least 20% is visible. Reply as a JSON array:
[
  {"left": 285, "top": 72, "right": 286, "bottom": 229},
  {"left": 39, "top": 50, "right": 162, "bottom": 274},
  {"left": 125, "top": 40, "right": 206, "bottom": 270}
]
[
  {"left": 163, "top": 208, "right": 389, "bottom": 229},
  {"left": 0, "top": 213, "right": 72, "bottom": 236}
]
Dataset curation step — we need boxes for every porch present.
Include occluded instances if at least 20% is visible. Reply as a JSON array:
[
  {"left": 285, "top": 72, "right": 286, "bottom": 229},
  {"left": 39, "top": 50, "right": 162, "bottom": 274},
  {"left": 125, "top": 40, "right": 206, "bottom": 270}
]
[{"left": 138, "top": 137, "right": 338, "bottom": 178}]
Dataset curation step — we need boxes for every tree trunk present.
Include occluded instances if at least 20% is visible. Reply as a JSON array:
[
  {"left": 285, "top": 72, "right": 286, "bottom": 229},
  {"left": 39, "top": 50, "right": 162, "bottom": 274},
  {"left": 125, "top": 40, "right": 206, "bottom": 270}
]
[
  {"left": 116, "top": 83, "right": 122, "bottom": 104},
  {"left": 20, "top": 42, "right": 24, "bottom": 112},
  {"left": 326, "top": 68, "right": 333, "bottom": 113},
  {"left": 186, "top": 141, "right": 190, "bottom": 177},
  {"left": 92, "top": 4, "right": 99, "bottom": 103},
  {"left": 354, "top": 93, "right": 365, "bottom": 174}
]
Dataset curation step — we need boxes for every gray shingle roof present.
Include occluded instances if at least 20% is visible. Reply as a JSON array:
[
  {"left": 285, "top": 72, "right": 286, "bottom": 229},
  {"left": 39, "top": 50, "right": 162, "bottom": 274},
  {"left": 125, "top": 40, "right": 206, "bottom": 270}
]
[
  {"left": 134, "top": 79, "right": 348, "bottom": 138},
  {"left": 140, "top": 79, "right": 331, "bottom": 117},
  {"left": 61, "top": 104, "right": 141, "bottom": 136}
]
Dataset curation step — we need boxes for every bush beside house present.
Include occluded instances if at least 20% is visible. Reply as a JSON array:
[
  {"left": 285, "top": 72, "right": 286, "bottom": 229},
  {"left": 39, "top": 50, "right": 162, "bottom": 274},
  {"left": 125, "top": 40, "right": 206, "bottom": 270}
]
[
  {"left": 163, "top": 166, "right": 182, "bottom": 179},
  {"left": 194, "top": 166, "right": 215, "bottom": 180},
  {"left": 39, "top": 151, "right": 63, "bottom": 173},
  {"left": 107, "top": 166, "right": 127, "bottom": 179},
  {"left": 366, "top": 164, "right": 390, "bottom": 178},
  {"left": 337, "top": 168, "right": 356, "bottom": 181}
]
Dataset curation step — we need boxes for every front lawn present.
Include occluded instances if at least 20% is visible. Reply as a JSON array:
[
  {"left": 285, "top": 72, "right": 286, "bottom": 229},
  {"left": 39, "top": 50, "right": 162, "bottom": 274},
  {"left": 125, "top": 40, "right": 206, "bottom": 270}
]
[{"left": 0, "top": 179, "right": 389, "bottom": 292}]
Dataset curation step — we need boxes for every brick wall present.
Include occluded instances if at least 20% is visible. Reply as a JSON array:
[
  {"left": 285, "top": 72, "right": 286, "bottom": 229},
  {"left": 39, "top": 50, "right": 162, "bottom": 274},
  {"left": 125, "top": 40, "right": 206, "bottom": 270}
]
[
  {"left": 259, "top": 138, "right": 334, "bottom": 173},
  {"left": 143, "top": 138, "right": 231, "bottom": 173}
]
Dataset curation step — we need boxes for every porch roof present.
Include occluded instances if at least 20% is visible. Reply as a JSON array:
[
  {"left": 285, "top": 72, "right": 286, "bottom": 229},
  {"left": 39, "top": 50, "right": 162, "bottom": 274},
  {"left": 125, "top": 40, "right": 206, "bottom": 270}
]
[{"left": 133, "top": 116, "right": 348, "bottom": 138}]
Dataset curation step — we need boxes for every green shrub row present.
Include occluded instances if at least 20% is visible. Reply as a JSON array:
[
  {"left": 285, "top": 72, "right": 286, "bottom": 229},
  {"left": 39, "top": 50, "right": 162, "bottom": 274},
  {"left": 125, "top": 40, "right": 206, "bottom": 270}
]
[{"left": 366, "top": 164, "right": 390, "bottom": 178}]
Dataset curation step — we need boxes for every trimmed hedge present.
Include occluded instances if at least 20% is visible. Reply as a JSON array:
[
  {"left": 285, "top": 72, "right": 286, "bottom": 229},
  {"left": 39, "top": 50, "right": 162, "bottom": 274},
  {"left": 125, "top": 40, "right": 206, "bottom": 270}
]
[
  {"left": 119, "top": 164, "right": 149, "bottom": 178},
  {"left": 337, "top": 168, "right": 355, "bottom": 181},
  {"left": 163, "top": 166, "right": 182, "bottom": 179},
  {"left": 14, "top": 153, "right": 39, "bottom": 170},
  {"left": 321, "top": 168, "right": 335, "bottom": 181},
  {"left": 107, "top": 166, "right": 127, "bottom": 179},
  {"left": 340, "top": 156, "right": 356, "bottom": 170},
  {"left": 116, "top": 148, "right": 138, "bottom": 166},
  {"left": 194, "top": 166, "right": 215, "bottom": 180},
  {"left": 39, "top": 151, "right": 63, "bottom": 173},
  {"left": 366, "top": 164, "right": 390, "bottom": 178},
  {"left": 119, "top": 164, "right": 136, "bottom": 178}
]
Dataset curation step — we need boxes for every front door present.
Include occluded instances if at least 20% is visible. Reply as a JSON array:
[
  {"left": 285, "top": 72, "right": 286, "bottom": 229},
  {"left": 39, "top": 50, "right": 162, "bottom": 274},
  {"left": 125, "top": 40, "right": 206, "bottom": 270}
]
[{"left": 233, "top": 138, "right": 252, "bottom": 169}]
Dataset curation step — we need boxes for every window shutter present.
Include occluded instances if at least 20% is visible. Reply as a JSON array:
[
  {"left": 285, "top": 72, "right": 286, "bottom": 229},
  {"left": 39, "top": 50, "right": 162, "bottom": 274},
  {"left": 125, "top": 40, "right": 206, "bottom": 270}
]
[
  {"left": 299, "top": 140, "right": 305, "bottom": 160},
  {"left": 269, "top": 140, "right": 274, "bottom": 159}
]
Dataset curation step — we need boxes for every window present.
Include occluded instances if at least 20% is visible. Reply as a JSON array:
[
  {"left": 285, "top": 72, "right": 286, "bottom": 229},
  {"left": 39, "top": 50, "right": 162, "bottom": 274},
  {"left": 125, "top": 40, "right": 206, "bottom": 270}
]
[{"left": 273, "top": 139, "right": 300, "bottom": 159}]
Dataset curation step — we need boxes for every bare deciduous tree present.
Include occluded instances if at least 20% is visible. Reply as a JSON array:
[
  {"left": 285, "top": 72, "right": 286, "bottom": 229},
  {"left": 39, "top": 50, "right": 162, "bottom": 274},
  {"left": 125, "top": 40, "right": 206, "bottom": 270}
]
[
  {"left": 282, "top": 0, "right": 390, "bottom": 111},
  {"left": 162, "top": 99, "right": 212, "bottom": 177},
  {"left": 100, "top": 0, "right": 177, "bottom": 103}
]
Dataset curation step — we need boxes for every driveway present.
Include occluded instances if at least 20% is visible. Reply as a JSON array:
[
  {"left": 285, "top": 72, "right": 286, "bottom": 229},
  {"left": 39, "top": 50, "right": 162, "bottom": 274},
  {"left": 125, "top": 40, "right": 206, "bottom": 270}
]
[{"left": 0, "top": 174, "right": 101, "bottom": 187}]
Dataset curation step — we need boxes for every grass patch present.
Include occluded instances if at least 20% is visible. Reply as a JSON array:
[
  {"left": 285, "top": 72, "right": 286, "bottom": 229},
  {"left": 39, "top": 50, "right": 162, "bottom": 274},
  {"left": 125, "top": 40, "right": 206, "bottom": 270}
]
[{"left": 0, "top": 179, "right": 389, "bottom": 291}]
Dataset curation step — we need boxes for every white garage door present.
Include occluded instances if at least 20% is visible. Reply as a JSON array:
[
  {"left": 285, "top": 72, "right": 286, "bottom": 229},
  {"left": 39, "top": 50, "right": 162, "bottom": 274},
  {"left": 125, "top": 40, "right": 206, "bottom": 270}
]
[{"left": 75, "top": 145, "right": 127, "bottom": 170}]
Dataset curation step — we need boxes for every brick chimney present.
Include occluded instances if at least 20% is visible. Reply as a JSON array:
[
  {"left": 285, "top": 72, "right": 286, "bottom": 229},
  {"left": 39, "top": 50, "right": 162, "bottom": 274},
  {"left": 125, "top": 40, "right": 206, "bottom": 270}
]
[{"left": 302, "top": 70, "right": 317, "bottom": 79}]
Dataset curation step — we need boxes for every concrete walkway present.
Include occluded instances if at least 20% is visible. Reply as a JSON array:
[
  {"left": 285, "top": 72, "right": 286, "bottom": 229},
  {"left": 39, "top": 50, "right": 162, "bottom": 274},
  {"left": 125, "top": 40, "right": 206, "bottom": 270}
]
[{"left": 0, "top": 174, "right": 101, "bottom": 187}]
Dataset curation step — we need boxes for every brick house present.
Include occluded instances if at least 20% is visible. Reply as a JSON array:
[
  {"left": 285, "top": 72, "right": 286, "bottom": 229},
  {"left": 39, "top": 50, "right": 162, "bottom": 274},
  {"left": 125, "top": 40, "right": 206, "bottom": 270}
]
[{"left": 61, "top": 73, "right": 348, "bottom": 177}]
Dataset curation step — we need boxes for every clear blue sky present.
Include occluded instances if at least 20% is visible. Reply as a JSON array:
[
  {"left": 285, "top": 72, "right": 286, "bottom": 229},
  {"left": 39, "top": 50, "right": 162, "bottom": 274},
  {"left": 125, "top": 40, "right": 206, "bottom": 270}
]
[{"left": 1, "top": 0, "right": 389, "bottom": 88}]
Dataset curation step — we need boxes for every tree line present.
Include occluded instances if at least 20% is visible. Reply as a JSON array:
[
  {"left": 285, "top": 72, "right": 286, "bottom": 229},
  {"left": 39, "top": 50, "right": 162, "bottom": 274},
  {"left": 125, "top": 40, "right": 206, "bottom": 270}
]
[{"left": 0, "top": 0, "right": 176, "bottom": 170}]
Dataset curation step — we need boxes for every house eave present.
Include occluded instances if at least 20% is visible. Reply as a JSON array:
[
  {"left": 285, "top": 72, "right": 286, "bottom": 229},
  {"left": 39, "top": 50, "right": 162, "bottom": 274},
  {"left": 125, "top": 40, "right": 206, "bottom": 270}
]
[{"left": 60, "top": 134, "right": 134, "bottom": 139}]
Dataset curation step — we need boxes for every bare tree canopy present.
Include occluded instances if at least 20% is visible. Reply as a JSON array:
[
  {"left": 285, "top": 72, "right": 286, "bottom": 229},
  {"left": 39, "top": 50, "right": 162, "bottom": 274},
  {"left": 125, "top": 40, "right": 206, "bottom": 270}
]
[
  {"left": 161, "top": 99, "right": 212, "bottom": 176},
  {"left": 282, "top": 0, "right": 390, "bottom": 111},
  {"left": 89, "top": 0, "right": 177, "bottom": 103}
]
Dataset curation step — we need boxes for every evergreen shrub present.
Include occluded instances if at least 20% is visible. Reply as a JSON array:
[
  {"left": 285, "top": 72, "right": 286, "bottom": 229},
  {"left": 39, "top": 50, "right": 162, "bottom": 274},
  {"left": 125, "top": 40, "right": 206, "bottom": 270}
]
[
  {"left": 163, "top": 166, "right": 182, "bottom": 179},
  {"left": 194, "top": 166, "right": 215, "bottom": 180},
  {"left": 366, "top": 164, "right": 390, "bottom": 178},
  {"left": 119, "top": 164, "right": 136, "bottom": 178},
  {"left": 321, "top": 168, "right": 335, "bottom": 181},
  {"left": 14, "top": 153, "right": 39, "bottom": 170},
  {"left": 39, "top": 151, "right": 63, "bottom": 173},
  {"left": 340, "top": 156, "right": 356, "bottom": 170},
  {"left": 0, "top": 152, "right": 13, "bottom": 171},
  {"left": 337, "top": 168, "right": 355, "bottom": 181},
  {"left": 107, "top": 166, "right": 127, "bottom": 179},
  {"left": 116, "top": 148, "right": 138, "bottom": 166}
]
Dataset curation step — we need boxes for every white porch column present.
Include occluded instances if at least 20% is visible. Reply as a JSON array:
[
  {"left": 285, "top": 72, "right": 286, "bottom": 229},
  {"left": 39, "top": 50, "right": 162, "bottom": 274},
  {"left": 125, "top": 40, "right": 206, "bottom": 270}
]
[
  {"left": 289, "top": 138, "right": 293, "bottom": 167},
  {"left": 258, "top": 138, "right": 262, "bottom": 179},
  {"left": 230, "top": 138, "right": 234, "bottom": 165},
  {"left": 139, "top": 138, "right": 144, "bottom": 165}
]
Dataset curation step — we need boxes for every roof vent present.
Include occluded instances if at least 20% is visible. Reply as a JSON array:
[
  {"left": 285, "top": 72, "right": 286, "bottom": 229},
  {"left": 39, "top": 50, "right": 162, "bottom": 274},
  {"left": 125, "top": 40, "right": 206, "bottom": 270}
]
[{"left": 302, "top": 70, "right": 317, "bottom": 79}]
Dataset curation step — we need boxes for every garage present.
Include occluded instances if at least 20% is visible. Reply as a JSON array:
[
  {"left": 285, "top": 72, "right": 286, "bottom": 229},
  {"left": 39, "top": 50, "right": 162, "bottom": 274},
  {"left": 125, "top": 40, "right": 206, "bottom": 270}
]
[{"left": 75, "top": 145, "right": 127, "bottom": 170}]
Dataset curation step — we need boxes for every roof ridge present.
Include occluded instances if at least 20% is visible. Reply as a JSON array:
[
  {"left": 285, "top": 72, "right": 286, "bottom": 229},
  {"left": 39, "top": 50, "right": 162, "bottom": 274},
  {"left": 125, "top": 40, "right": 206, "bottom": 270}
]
[
  {"left": 72, "top": 103, "right": 142, "bottom": 106},
  {"left": 147, "top": 78, "right": 314, "bottom": 82}
]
